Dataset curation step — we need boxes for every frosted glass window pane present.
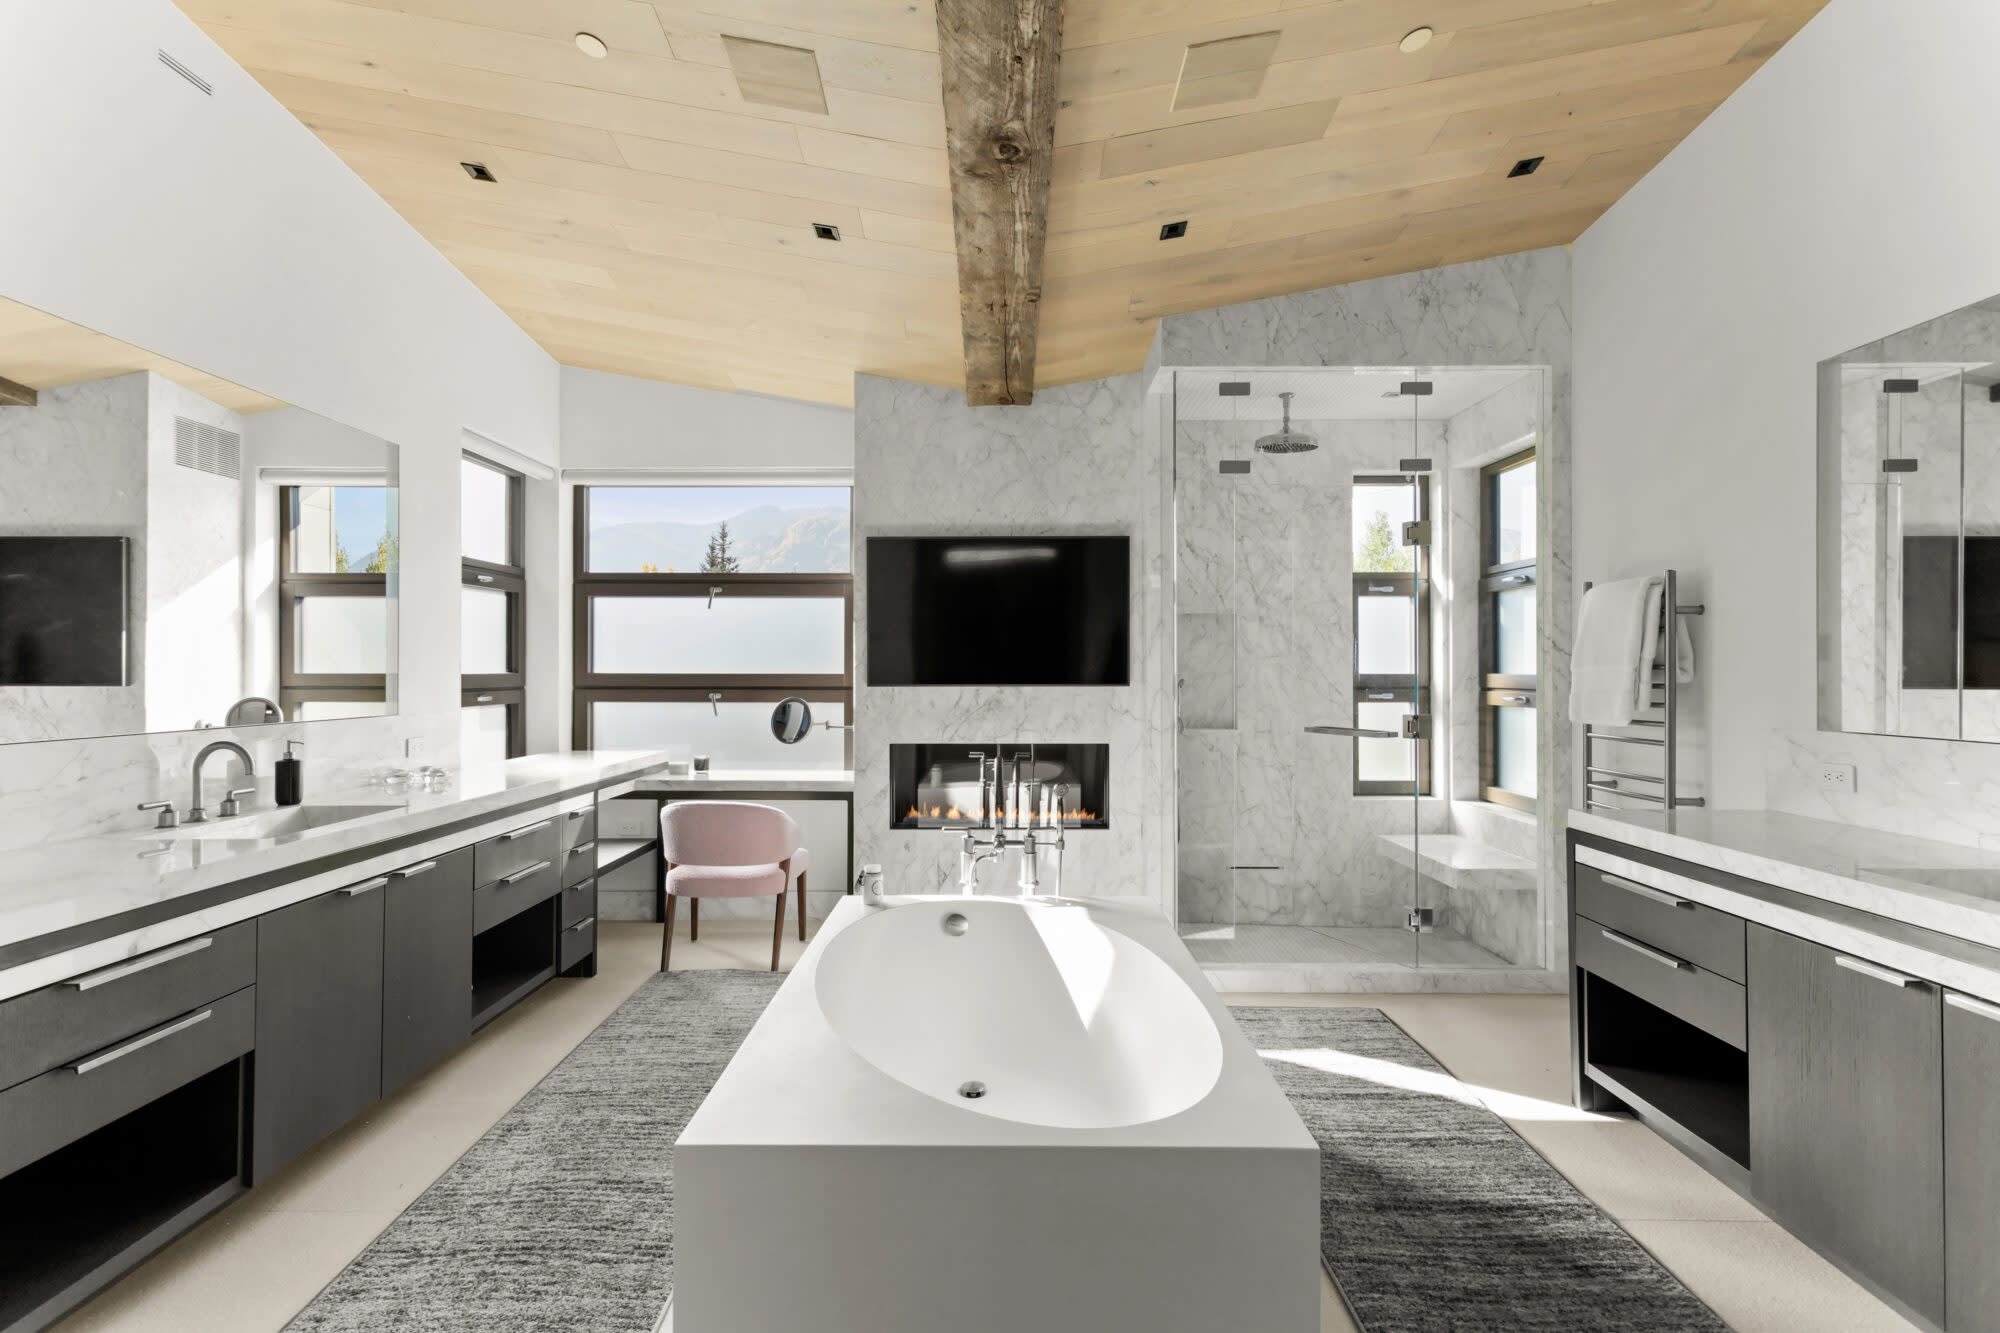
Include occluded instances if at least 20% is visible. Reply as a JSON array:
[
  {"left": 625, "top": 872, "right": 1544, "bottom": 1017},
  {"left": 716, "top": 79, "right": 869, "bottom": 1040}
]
[
  {"left": 587, "top": 486, "right": 851, "bottom": 573},
  {"left": 1353, "top": 484, "right": 1416, "bottom": 574},
  {"left": 461, "top": 704, "right": 511, "bottom": 769},
  {"left": 1496, "top": 586, "right": 1537, "bottom": 676},
  {"left": 1493, "top": 462, "right": 1536, "bottom": 565},
  {"left": 461, "top": 586, "right": 510, "bottom": 675},
  {"left": 1356, "top": 701, "right": 1413, "bottom": 782},
  {"left": 291, "top": 486, "right": 394, "bottom": 573},
  {"left": 293, "top": 699, "right": 387, "bottom": 721},
  {"left": 591, "top": 702, "right": 847, "bottom": 769},
  {"left": 298, "top": 596, "right": 387, "bottom": 674},
  {"left": 461, "top": 459, "right": 512, "bottom": 565},
  {"left": 1496, "top": 705, "right": 1537, "bottom": 797},
  {"left": 1356, "top": 596, "right": 1415, "bottom": 676},
  {"left": 592, "top": 597, "right": 846, "bottom": 676}
]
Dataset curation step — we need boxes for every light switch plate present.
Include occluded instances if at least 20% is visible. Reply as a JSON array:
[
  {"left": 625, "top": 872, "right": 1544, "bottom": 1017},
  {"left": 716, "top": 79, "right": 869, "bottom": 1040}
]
[
  {"left": 1817, "top": 763, "right": 1856, "bottom": 795},
  {"left": 405, "top": 736, "right": 427, "bottom": 760}
]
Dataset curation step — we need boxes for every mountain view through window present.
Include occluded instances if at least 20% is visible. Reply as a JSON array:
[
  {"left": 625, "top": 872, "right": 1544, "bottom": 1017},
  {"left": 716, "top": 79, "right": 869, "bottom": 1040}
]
[{"left": 585, "top": 486, "right": 850, "bottom": 573}]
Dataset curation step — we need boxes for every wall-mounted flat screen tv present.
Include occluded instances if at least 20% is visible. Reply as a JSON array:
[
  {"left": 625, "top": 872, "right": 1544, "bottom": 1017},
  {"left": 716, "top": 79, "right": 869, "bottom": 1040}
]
[
  {"left": 867, "top": 536, "right": 1129, "bottom": 686},
  {"left": 0, "top": 536, "right": 130, "bottom": 686}
]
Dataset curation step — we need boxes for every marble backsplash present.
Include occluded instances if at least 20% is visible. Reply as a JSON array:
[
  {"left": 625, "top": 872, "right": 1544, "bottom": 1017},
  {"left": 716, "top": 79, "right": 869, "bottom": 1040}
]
[{"left": 1768, "top": 727, "right": 2000, "bottom": 853}]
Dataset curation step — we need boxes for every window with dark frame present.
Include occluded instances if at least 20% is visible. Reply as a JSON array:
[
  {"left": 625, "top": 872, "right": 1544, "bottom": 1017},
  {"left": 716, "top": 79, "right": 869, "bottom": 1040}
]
[
  {"left": 1480, "top": 447, "right": 1538, "bottom": 811},
  {"left": 570, "top": 485, "right": 852, "bottom": 762},
  {"left": 461, "top": 455, "right": 526, "bottom": 763},
  {"left": 1352, "top": 475, "right": 1431, "bottom": 796},
  {"left": 278, "top": 484, "right": 392, "bottom": 722}
]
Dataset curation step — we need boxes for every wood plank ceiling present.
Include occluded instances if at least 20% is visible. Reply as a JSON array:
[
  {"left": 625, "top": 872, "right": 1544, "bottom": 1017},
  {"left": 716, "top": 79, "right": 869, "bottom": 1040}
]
[
  {"left": 180, "top": 0, "right": 1829, "bottom": 407},
  {"left": 0, "top": 295, "right": 285, "bottom": 413}
]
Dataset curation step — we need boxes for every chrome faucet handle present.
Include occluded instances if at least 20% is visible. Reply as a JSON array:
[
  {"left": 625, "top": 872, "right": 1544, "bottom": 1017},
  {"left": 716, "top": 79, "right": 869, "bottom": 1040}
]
[
  {"left": 137, "top": 800, "right": 179, "bottom": 830},
  {"left": 219, "top": 788, "right": 256, "bottom": 818}
]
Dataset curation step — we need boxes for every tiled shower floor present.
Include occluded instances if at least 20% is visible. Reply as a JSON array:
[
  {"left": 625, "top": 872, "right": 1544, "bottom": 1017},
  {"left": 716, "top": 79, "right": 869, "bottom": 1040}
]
[{"left": 1179, "top": 922, "right": 1513, "bottom": 969}]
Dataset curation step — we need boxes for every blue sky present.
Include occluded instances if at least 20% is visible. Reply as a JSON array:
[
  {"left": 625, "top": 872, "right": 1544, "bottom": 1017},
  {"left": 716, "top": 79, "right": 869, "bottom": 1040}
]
[
  {"left": 334, "top": 486, "right": 391, "bottom": 554},
  {"left": 586, "top": 486, "right": 850, "bottom": 529}
]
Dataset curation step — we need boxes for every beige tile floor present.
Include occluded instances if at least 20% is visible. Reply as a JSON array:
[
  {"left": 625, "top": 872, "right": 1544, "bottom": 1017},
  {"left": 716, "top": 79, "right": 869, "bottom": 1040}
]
[{"left": 49, "top": 923, "right": 1916, "bottom": 1333}]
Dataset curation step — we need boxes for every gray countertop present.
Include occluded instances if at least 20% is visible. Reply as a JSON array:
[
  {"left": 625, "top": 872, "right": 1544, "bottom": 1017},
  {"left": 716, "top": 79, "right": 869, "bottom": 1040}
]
[{"left": 631, "top": 769, "right": 854, "bottom": 795}]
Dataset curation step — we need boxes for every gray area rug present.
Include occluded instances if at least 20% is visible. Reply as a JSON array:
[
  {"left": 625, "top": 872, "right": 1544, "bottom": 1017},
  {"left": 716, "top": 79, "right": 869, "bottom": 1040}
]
[
  {"left": 286, "top": 970, "right": 782, "bottom": 1333},
  {"left": 1234, "top": 1006, "right": 1731, "bottom": 1333}
]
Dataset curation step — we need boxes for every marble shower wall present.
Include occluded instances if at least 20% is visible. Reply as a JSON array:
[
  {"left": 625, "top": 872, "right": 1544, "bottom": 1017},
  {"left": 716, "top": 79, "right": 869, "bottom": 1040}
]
[
  {"left": 851, "top": 373, "right": 1172, "bottom": 907},
  {"left": 1173, "top": 415, "right": 1451, "bottom": 929},
  {"left": 1160, "top": 246, "right": 1572, "bottom": 970}
]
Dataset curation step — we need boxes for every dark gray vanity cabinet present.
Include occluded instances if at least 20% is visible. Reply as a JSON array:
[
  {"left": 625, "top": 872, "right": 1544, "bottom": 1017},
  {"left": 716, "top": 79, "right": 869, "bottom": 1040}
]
[
  {"left": 1747, "top": 924, "right": 1945, "bottom": 1326},
  {"left": 251, "top": 877, "right": 386, "bottom": 1183},
  {"left": 381, "top": 848, "right": 474, "bottom": 1095},
  {"left": 1946, "top": 991, "right": 2000, "bottom": 1333}
]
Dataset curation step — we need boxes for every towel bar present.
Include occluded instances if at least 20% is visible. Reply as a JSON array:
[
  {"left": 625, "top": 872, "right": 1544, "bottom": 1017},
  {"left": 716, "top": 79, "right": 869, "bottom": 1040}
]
[{"left": 1579, "top": 569, "right": 1706, "bottom": 812}]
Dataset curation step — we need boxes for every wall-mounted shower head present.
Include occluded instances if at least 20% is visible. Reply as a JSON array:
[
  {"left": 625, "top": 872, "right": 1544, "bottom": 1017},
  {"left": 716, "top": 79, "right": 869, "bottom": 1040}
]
[{"left": 1254, "top": 391, "right": 1318, "bottom": 454}]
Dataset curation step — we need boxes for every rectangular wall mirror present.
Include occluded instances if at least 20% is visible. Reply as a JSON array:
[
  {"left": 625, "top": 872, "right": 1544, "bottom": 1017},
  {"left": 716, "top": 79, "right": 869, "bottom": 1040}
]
[
  {"left": 1819, "top": 295, "right": 2000, "bottom": 741},
  {"left": 0, "top": 295, "right": 399, "bottom": 745}
]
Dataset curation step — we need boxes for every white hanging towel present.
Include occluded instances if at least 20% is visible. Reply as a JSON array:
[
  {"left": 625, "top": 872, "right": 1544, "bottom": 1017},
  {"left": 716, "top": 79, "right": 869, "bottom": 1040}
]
[
  {"left": 1569, "top": 576, "right": 1692, "bottom": 726},
  {"left": 1634, "top": 579, "right": 1696, "bottom": 710}
]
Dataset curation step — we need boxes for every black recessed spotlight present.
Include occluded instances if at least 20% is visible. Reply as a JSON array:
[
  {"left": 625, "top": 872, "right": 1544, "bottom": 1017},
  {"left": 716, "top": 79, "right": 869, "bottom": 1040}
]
[
  {"left": 1507, "top": 156, "right": 1544, "bottom": 179},
  {"left": 813, "top": 222, "right": 842, "bottom": 241},
  {"left": 461, "top": 161, "right": 497, "bottom": 182},
  {"left": 1159, "top": 220, "right": 1189, "bottom": 240}
]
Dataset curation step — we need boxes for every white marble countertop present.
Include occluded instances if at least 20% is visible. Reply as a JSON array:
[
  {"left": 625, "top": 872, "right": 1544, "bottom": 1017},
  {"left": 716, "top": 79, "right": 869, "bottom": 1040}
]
[
  {"left": 0, "top": 750, "right": 669, "bottom": 958},
  {"left": 630, "top": 769, "right": 854, "bottom": 794},
  {"left": 1569, "top": 807, "right": 2000, "bottom": 952}
]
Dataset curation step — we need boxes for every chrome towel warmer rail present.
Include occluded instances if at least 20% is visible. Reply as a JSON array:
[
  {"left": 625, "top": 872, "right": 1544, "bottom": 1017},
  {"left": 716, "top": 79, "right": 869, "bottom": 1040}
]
[{"left": 1581, "top": 568, "right": 1706, "bottom": 812}]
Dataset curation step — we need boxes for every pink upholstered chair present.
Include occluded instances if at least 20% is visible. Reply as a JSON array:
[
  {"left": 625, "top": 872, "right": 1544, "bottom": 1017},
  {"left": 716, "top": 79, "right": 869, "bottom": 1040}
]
[{"left": 658, "top": 801, "right": 808, "bottom": 971}]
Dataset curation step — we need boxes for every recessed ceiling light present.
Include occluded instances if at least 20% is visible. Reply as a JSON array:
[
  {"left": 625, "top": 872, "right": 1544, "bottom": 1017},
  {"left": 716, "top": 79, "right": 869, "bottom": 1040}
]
[
  {"left": 1160, "top": 220, "right": 1189, "bottom": 240},
  {"left": 813, "top": 222, "right": 841, "bottom": 241},
  {"left": 460, "top": 161, "right": 496, "bottom": 182},
  {"left": 1508, "top": 156, "right": 1544, "bottom": 178},
  {"left": 1399, "top": 26, "right": 1434, "bottom": 53},
  {"left": 575, "top": 32, "right": 608, "bottom": 58}
]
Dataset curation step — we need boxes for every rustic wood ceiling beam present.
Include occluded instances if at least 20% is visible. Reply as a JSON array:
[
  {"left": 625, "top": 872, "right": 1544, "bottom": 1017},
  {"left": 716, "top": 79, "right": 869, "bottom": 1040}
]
[{"left": 935, "top": 0, "right": 1063, "bottom": 406}]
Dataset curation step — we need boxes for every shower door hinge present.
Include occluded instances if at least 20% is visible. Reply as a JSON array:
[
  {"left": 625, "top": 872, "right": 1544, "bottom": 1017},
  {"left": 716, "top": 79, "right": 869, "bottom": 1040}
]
[
  {"left": 1400, "top": 714, "right": 1432, "bottom": 741},
  {"left": 1407, "top": 907, "right": 1440, "bottom": 932},
  {"left": 1402, "top": 520, "right": 1432, "bottom": 547}
]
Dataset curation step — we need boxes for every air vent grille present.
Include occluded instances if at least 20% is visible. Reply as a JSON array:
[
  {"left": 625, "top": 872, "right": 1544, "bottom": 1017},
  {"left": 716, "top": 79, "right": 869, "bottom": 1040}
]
[
  {"left": 158, "top": 50, "right": 213, "bottom": 95},
  {"left": 174, "top": 418, "right": 241, "bottom": 480}
]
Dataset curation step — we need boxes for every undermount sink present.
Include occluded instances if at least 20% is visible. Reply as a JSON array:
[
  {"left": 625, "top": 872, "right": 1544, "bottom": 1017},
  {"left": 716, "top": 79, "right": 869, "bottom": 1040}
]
[{"left": 142, "top": 803, "right": 401, "bottom": 841}]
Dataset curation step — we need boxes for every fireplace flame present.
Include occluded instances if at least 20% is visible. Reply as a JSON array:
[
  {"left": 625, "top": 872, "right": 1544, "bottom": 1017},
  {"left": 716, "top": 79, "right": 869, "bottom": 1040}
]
[{"left": 898, "top": 806, "right": 1101, "bottom": 827}]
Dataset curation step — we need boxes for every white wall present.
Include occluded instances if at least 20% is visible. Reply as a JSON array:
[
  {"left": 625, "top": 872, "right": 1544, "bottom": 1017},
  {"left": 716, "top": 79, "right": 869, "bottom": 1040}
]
[
  {"left": 1572, "top": 0, "right": 2000, "bottom": 816},
  {"left": 0, "top": 0, "right": 559, "bottom": 845},
  {"left": 561, "top": 366, "right": 853, "bottom": 476}
]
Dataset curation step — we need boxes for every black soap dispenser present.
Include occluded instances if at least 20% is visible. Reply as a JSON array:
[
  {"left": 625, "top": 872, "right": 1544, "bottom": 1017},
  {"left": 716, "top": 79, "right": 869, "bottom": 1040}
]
[{"left": 276, "top": 740, "right": 305, "bottom": 807}]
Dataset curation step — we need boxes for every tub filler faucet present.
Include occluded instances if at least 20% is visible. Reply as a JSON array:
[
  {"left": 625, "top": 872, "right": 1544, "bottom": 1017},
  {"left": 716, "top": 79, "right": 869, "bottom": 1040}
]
[{"left": 957, "top": 753, "right": 1066, "bottom": 895}]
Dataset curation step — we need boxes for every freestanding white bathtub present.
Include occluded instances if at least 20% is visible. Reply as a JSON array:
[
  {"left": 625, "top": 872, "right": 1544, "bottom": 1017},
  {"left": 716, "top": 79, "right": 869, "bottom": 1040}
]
[{"left": 674, "top": 894, "right": 1320, "bottom": 1333}]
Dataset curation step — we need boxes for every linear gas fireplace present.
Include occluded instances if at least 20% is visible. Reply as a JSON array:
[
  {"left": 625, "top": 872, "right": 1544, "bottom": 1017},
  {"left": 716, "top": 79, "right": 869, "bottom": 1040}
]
[{"left": 889, "top": 742, "right": 1108, "bottom": 831}]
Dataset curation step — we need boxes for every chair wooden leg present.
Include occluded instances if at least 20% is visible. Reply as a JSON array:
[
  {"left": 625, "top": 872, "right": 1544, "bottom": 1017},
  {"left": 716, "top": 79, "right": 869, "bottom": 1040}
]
[
  {"left": 661, "top": 894, "right": 678, "bottom": 972},
  {"left": 797, "top": 868, "right": 808, "bottom": 941},
  {"left": 770, "top": 889, "right": 785, "bottom": 971},
  {"left": 689, "top": 897, "right": 698, "bottom": 942}
]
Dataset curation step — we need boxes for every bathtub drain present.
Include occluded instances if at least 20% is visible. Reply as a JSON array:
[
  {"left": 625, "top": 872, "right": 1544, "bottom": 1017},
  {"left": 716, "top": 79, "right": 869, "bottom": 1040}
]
[
  {"left": 942, "top": 913, "right": 969, "bottom": 937},
  {"left": 958, "top": 1080, "right": 987, "bottom": 1100}
]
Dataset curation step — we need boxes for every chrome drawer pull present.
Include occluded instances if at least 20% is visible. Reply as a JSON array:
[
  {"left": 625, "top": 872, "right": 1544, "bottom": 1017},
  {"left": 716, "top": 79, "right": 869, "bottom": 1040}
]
[
  {"left": 395, "top": 861, "right": 438, "bottom": 878},
  {"left": 1600, "top": 871, "right": 1693, "bottom": 910},
  {"left": 501, "top": 860, "right": 552, "bottom": 885},
  {"left": 64, "top": 937, "right": 212, "bottom": 991},
  {"left": 570, "top": 840, "right": 597, "bottom": 857},
  {"left": 1600, "top": 928, "right": 1691, "bottom": 971},
  {"left": 69, "top": 1008, "right": 212, "bottom": 1074},
  {"left": 340, "top": 876, "right": 390, "bottom": 897},
  {"left": 503, "top": 821, "right": 552, "bottom": 840},
  {"left": 567, "top": 809, "right": 588, "bottom": 820},
  {"left": 567, "top": 916, "right": 596, "bottom": 933},
  {"left": 1835, "top": 955, "right": 1926, "bottom": 989},
  {"left": 1946, "top": 992, "right": 2000, "bottom": 1023}
]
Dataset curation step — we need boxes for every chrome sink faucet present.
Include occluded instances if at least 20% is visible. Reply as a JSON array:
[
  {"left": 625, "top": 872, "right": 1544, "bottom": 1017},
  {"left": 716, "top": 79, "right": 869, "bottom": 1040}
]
[{"left": 186, "top": 741, "right": 255, "bottom": 823}]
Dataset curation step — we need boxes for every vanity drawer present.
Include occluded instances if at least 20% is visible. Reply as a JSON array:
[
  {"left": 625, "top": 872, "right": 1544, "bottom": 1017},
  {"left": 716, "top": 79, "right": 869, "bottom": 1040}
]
[
  {"left": 472, "top": 856, "right": 561, "bottom": 933},
  {"left": 474, "top": 817, "right": 559, "bottom": 888},
  {"left": 561, "top": 807, "right": 597, "bottom": 857},
  {"left": 1577, "top": 916, "right": 1746, "bottom": 1049},
  {"left": 1575, "top": 862, "right": 1745, "bottom": 983},
  {"left": 559, "top": 914, "right": 597, "bottom": 972},
  {"left": 0, "top": 921, "right": 257, "bottom": 1092},
  {"left": 0, "top": 984, "right": 255, "bottom": 1178},
  {"left": 562, "top": 835, "right": 598, "bottom": 887},
  {"left": 560, "top": 876, "right": 597, "bottom": 929}
]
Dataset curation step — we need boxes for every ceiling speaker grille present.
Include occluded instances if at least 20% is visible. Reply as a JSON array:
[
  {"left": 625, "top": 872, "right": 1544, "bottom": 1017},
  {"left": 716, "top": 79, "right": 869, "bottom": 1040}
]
[{"left": 174, "top": 417, "right": 241, "bottom": 480}]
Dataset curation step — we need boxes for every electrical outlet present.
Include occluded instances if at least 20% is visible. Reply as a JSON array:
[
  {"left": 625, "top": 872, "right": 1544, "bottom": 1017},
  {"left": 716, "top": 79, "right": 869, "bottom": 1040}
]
[
  {"left": 1817, "top": 763, "right": 1856, "bottom": 795},
  {"left": 405, "top": 736, "right": 427, "bottom": 760}
]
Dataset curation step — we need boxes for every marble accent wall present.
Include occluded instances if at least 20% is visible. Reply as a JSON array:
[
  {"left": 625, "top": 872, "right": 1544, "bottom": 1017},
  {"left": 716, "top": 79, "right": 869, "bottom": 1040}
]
[
  {"left": 852, "top": 373, "right": 1171, "bottom": 907},
  {"left": 1160, "top": 247, "right": 1572, "bottom": 969}
]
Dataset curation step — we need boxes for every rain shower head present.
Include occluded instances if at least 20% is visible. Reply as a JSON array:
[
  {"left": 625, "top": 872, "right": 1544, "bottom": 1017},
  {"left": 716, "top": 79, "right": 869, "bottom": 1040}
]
[{"left": 1254, "top": 391, "right": 1318, "bottom": 454}]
